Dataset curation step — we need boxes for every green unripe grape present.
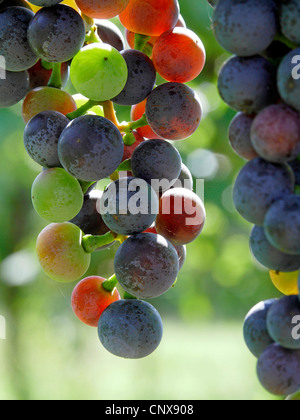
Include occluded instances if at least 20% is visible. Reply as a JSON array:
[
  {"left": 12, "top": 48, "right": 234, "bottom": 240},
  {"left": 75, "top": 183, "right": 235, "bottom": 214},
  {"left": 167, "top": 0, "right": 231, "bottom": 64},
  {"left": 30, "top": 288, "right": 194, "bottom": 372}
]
[
  {"left": 72, "top": 94, "right": 104, "bottom": 116},
  {"left": 32, "top": 168, "right": 83, "bottom": 223},
  {"left": 70, "top": 44, "right": 128, "bottom": 101},
  {"left": 36, "top": 222, "right": 91, "bottom": 283}
]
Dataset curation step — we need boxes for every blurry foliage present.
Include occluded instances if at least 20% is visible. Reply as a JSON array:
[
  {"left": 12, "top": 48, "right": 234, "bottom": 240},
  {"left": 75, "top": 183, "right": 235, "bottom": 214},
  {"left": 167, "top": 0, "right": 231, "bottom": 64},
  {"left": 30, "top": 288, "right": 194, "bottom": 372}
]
[{"left": 0, "top": 0, "right": 279, "bottom": 400}]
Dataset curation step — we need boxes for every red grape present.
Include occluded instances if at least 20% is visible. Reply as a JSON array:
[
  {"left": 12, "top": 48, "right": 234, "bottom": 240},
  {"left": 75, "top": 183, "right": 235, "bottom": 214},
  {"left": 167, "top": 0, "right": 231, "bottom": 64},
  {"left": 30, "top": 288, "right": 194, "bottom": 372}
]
[
  {"left": 75, "top": 0, "right": 129, "bottom": 19},
  {"left": 131, "top": 99, "right": 163, "bottom": 140},
  {"left": 71, "top": 276, "right": 121, "bottom": 327},
  {"left": 156, "top": 188, "right": 206, "bottom": 245}
]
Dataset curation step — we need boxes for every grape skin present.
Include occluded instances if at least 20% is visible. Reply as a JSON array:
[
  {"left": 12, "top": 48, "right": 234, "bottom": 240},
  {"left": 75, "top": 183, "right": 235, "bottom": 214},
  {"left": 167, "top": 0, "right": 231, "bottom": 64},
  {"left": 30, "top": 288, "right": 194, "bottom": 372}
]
[
  {"left": 114, "top": 233, "right": 179, "bottom": 299},
  {"left": 280, "top": 0, "right": 300, "bottom": 45},
  {"left": 0, "top": 70, "right": 29, "bottom": 108},
  {"left": 0, "top": 0, "right": 32, "bottom": 10},
  {"left": 233, "top": 158, "right": 294, "bottom": 226},
  {"left": 58, "top": 115, "right": 124, "bottom": 182},
  {"left": 213, "top": 0, "right": 277, "bottom": 57},
  {"left": 28, "top": 4, "right": 86, "bottom": 63},
  {"left": 0, "top": 7, "right": 38, "bottom": 72},
  {"left": 228, "top": 113, "right": 258, "bottom": 161},
  {"left": 218, "top": 55, "right": 278, "bottom": 114},
  {"left": 95, "top": 19, "right": 125, "bottom": 52},
  {"left": 75, "top": 0, "right": 129, "bottom": 19},
  {"left": 98, "top": 299, "right": 163, "bottom": 359},
  {"left": 24, "top": 110, "right": 69, "bottom": 168},
  {"left": 29, "top": 1, "right": 63, "bottom": 5},
  {"left": 277, "top": 48, "right": 300, "bottom": 114},
  {"left": 249, "top": 226, "right": 300, "bottom": 272},
  {"left": 289, "top": 159, "right": 300, "bottom": 186},
  {"left": 243, "top": 300, "right": 276, "bottom": 359}
]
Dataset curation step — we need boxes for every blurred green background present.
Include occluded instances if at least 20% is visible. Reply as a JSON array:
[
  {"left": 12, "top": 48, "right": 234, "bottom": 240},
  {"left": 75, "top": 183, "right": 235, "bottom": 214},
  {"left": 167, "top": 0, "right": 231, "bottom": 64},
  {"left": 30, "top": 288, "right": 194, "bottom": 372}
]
[{"left": 0, "top": 0, "right": 280, "bottom": 400}]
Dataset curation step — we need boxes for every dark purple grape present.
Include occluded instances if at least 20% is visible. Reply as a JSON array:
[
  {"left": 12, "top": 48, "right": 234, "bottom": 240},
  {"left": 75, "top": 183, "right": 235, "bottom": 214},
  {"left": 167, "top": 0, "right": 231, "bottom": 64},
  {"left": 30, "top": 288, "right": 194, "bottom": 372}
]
[
  {"left": 277, "top": 48, "right": 300, "bottom": 113},
  {"left": 264, "top": 194, "right": 300, "bottom": 255},
  {"left": 289, "top": 159, "right": 300, "bottom": 186},
  {"left": 96, "top": 19, "right": 125, "bottom": 51},
  {"left": 228, "top": 112, "right": 258, "bottom": 160},
  {"left": 174, "top": 244, "right": 186, "bottom": 270},
  {"left": 218, "top": 55, "right": 278, "bottom": 114},
  {"left": 0, "top": 70, "right": 29, "bottom": 108},
  {"left": 114, "top": 233, "right": 179, "bottom": 299},
  {"left": 58, "top": 115, "right": 124, "bottom": 182},
  {"left": 213, "top": 0, "right": 277, "bottom": 57},
  {"left": 243, "top": 299, "right": 277, "bottom": 359},
  {"left": 257, "top": 344, "right": 300, "bottom": 396},
  {"left": 98, "top": 299, "right": 163, "bottom": 359},
  {"left": 250, "top": 226, "right": 300, "bottom": 272},
  {"left": 267, "top": 296, "right": 300, "bottom": 350},
  {"left": 24, "top": 110, "right": 69, "bottom": 168},
  {"left": 0, "top": 7, "right": 38, "bottom": 72},
  {"left": 131, "top": 139, "right": 182, "bottom": 193},
  {"left": 251, "top": 104, "right": 300, "bottom": 163},
  {"left": 112, "top": 49, "right": 156, "bottom": 106},
  {"left": 99, "top": 177, "right": 159, "bottom": 236},
  {"left": 280, "top": 0, "right": 300, "bottom": 45},
  {"left": 27, "top": 4, "right": 86, "bottom": 63},
  {"left": 0, "top": 0, "right": 32, "bottom": 10},
  {"left": 28, "top": 1, "right": 63, "bottom": 5},
  {"left": 145, "top": 82, "right": 202, "bottom": 141},
  {"left": 233, "top": 158, "right": 294, "bottom": 226}
]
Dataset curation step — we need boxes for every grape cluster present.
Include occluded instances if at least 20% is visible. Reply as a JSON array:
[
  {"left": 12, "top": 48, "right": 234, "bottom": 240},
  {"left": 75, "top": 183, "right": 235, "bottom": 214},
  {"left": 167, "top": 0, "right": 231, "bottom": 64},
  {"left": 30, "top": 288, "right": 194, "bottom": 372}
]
[
  {"left": 1, "top": 0, "right": 206, "bottom": 359},
  {"left": 209, "top": 0, "right": 300, "bottom": 398}
]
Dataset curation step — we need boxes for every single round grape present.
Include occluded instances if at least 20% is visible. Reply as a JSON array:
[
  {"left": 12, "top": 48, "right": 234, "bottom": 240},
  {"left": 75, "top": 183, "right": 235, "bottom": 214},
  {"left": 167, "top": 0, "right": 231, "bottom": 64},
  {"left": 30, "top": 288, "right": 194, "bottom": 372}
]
[
  {"left": 269, "top": 270, "right": 299, "bottom": 296},
  {"left": 119, "top": 0, "right": 179, "bottom": 37},
  {"left": 112, "top": 49, "right": 156, "bottom": 106},
  {"left": 99, "top": 177, "right": 158, "bottom": 236},
  {"left": 277, "top": 48, "right": 300, "bottom": 113},
  {"left": 257, "top": 344, "right": 300, "bottom": 396},
  {"left": 251, "top": 105, "right": 300, "bottom": 163},
  {"left": 75, "top": 0, "right": 129, "bottom": 19},
  {"left": 0, "top": 7, "right": 38, "bottom": 72},
  {"left": 0, "top": 70, "right": 29, "bottom": 109},
  {"left": 32, "top": 168, "right": 83, "bottom": 223},
  {"left": 98, "top": 299, "right": 163, "bottom": 359},
  {"left": 0, "top": 0, "right": 32, "bottom": 10},
  {"left": 28, "top": 60, "right": 69, "bottom": 90},
  {"left": 156, "top": 188, "right": 206, "bottom": 246},
  {"left": 233, "top": 158, "right": 294, "bottom": 226},
  {"left": 122, "top": 131, "right": 145, "bottom": 161},
  {"left": 280, "top": 0, "right": 300, "bottom": 45},
  {"left": 218, "top": 55, "right": 278, "bottom": 114},
  {"left": 153, "top": 27, "right": 206, "bottom": 83},
  {"left": 131, "top": 99, "right": 163, "bottom": 140},
  {"left": 24, "top": 110, "right": 69, "bottom": 168},
  {"left": 289, "top": 159, "right": 300, "bottom": 186},
  {"left": 36, "top": 222, "right": 91, "bottom": 282},
  {"left": 58, "top": 115, "right": 124, "bottom": 182},
  {"left": 146, "top": 83, "right": 202, "bottom": 141},
  {"left": 250, "top": 226, "right": 300, "bottom": 272},
  {"left": 70, "top": 44, "right": 128, "bottom": 102},
  {"left": 95, "top": 19, "right": 125, "bottom": 51},
  {"left": 228, "top": 113, "right": 258, "bottom": 160},
  {"left": 213, "top": 0, "right": 277, "bottom": 57},
  {"left": 243, "top": 299, "right": 276, "bottom": 359},
  {"left": 71, "top": 276, "right": 121, "bottom": 327},
  {"left": 131, "top": 139, "right": 182, "bottom": 193},
  {"left": 22, "top": 87, "right": 77, "bottom": 124},
  {"left": 171, "top": 163, "right": 193, "bottom": 191},
  {"left": 114, "top": 233, "right": 179, "bottom": 299},
  {"left": 264, "top": 195, "right": 300, "bottom": 255},
  {"left": 29, "top": 1, "right": 63, "bottom": 5},
  {"left": 28, "top": 4, "right": 86, "bottom": 63},
  {"left": 267, "top": 295, "right": 300, "bottom": 350}
]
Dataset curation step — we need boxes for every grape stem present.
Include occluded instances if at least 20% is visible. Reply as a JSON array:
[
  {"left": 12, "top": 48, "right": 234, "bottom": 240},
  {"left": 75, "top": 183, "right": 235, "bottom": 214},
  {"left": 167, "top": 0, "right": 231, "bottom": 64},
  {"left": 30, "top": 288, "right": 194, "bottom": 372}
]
[
  {"left": 41, "top": 60, "right": 53, "bottom": 71},
  {"left": 274, "top": 33, "right": 298, "bottom": 51},
  {"left": 47, "top": 63, "right": 62, "bottom": 89},
  {"left": 85, "top": 25, "right": 102, "bottom": 44},
  {"left": 81, "top": 13, "right": 95, "bottom": 33},
  {"left": 102, "top": 274, "right": 118, "bottom": 294},
  {"left": 123, "top": 292, "right": 138, "bottom": 300},
  {"left": 66, "top": 100, "right": 102, "bottom": 120},
  {"left": 82, "top": 231, "right": 127, "bottom": 253}
]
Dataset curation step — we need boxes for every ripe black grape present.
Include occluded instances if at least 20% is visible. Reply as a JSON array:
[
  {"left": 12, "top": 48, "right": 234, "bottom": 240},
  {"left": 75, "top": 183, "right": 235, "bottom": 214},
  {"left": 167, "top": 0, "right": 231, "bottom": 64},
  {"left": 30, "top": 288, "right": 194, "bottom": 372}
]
[
  {"left": 28, "top": 4, "right": 86, "bottom": 63},
  {"left": 0, "top": 70, "right": 29, "bottom": 108},
  {"left": 228, "top": 113, "right": 258, "bottom": 161},
  {"left": 280, "top": 0, "right": 300, "bottom": 45},
  {"left": 24, "top": 111, "right": 69, "bottom": 168},
  {"left": 98, "top": 299, "right": 163, "bottom": 359},
  {"left": 0, "top": 7, "right": 38, "bottom": 72},
  {"left": 277, "top": 48, "right": 300, "bottom": 113},
  {"left": 96, "top": 19, "right": 125, "bottom": 51},
  {"left": 0, "top": 0, "right": 32, "bottom": 10},
  {"left": 114, "top": 233, "right": 179, "bottom": 299},
  {"left": 218, "top": 56, "right": 278, "bottom": 114},
  {"left": 112, "top": 49, "right": 156, "bottom": 106},
  {"left": 58, "top": 115, "right": 124, "bottom": 182}
]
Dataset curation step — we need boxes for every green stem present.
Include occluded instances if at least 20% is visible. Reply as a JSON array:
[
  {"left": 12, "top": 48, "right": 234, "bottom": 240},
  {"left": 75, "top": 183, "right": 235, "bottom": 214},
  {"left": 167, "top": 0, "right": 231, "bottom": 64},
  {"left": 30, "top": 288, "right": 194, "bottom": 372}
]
[
  {"left": 67, "top": 100, "right": 103, "bottom": 120},
  {"left": 119, "top": 114, "right": 148, "bottom": 133},
  {"left": 79, "top": 180, "right": 96, "bottom": 195},
  {"left": 85, "top": 25, "right": 102, "bottom": 44},
  {"left": 274, "top": 33, "right": 298, "bottom": 50},
  {"left": 134, "top": 34, "right": 151, "bottom": 52},
  {"left": 102, "top": 274, "right": 118, "bottom": 293},
  {"left": 82, "top": 232, "right": 127, "bottom": 253},
  {"left": 41, "top": 60, "right": 53, "bottom": 71},
  {"left": 117, "top": 159, "right": 132, "bottom": 173},
  {"left": 47, "top": 62, "right": 62, "bottom": 89},
  {"left": 82, "top": 13, "right": 95, "bottom": 33},
  {"left": 124, "top": 292, "right": 138, "bottom": 300},
  {"left": 123, "top": 132, "right": 136, "bottom": 146}
]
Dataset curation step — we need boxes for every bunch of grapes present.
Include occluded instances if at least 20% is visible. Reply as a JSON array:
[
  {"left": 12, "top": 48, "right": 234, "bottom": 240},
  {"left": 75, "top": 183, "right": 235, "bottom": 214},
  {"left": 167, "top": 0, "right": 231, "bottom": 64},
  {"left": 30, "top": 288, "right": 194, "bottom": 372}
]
[
  {"left": 0, "top": 0, "right": 207, "bottom": 359},
  {"left": 208, "top": 0, "right": 300, "bottom": 398}
]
